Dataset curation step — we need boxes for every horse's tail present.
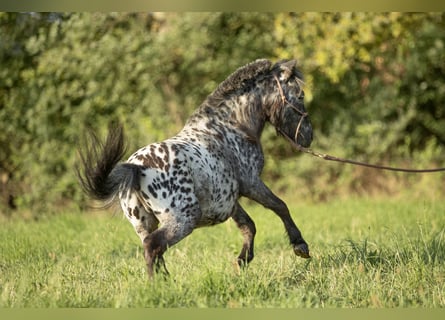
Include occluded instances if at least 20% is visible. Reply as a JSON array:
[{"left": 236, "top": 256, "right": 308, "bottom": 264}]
[{"left": 76, "top": 122, "right": 141, "bottom": 207}]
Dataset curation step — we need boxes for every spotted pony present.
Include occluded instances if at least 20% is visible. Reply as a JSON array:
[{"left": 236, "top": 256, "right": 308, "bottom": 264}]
[{"left": 77, "top": 59, "right": 313, "bottom": 278}]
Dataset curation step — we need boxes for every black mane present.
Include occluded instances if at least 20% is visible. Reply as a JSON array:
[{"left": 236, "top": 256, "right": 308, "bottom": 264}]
[{"left": 212, "top": 59, "right": 272, "bottom": 97}]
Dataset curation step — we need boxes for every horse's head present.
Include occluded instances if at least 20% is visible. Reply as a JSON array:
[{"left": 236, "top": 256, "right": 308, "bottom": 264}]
[{"left": 268, "top": 60, "right": 313, "bottom": 148}]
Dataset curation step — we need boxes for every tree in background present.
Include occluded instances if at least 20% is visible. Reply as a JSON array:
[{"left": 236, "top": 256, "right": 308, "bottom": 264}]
[
  {"left": 274, "top": 12, "right": 445, "bottom": 198},
  {"left": 276, "top": 13, "right": 445, "bottom": 155},
  {"left": 0, "top": 12, "right": 444, "bottom": 216}
]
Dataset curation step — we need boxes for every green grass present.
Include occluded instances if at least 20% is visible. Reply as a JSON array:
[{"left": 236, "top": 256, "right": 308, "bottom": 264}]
[{"left": 1, "top": 195, "right": 444, "bottom": 307}]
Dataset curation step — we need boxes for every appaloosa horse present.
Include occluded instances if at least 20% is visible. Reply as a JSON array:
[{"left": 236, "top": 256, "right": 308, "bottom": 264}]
[{"left": 77, "top": 59, "right": 313, "bottom": 278}]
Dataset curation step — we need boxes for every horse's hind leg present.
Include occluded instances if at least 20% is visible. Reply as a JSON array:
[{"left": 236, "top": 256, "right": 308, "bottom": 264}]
[
  {"left": 143, "top": 222, "right": 197, "bottom": 278},
  {"left": 232, "top": 203, "right": 256, "bottom": 266},
  {"left": 120, "top": 193, "right": 174, "bottom": 278},
  {"left": 143, "top": 202, "right": 201, "bottom": 279},
  {"left": 245, "top": 181, "right": 310, "bottom": 259},
  {"left": 143, "top": 228, "right": 170, "bottom": 278}
]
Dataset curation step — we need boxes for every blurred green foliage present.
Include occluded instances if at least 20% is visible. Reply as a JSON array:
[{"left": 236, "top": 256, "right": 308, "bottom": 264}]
[{"left": 1, "top": 12, "right": 444, "bottom": 216}]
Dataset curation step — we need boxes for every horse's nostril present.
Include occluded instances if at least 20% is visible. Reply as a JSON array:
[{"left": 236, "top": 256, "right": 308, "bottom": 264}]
[{"left": 297, "top": 129, "right": 312, "bottom": 148}]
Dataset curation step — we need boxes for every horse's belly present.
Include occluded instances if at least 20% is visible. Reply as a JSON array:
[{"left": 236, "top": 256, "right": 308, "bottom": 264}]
[
  {"left": 196, "top": 195, "right": 237, "bottom": 227},
  {"left": 191, "top": 153, "right": 239, "bottom": 227}
]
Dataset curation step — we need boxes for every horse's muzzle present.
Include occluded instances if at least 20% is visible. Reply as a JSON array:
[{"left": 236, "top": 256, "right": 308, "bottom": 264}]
[{"left": 295, "top": 121, "right": 313, "bottom": 148}]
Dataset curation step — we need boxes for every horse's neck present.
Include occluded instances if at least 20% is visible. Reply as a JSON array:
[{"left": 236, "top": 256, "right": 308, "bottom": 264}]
[
  {"left": 229, "top": 90, "right": 268, "bottom": 128},
  {"left": 184, "top": 82, "right": 275, "bottom": 142},
  {"left": 227, "top": 91, "right": 267, "bottom": 140}
]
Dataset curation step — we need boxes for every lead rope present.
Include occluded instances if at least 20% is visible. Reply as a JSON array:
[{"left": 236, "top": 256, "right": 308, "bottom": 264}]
[
  {"left": 277, "top": 127, "right": 445, "bottom": 173},
  {"left": 273, "top": 77, "right": 445, "bottom": 173}
]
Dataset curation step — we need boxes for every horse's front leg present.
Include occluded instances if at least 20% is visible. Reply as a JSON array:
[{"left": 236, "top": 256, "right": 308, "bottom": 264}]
[{"left": 244, "top": 180, "right": 310, "bottom": 259}]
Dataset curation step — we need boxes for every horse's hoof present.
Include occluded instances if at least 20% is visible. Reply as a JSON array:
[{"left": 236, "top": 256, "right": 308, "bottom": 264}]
[{"left": 293, "top": 242, "right": 311, "bottom": 258}]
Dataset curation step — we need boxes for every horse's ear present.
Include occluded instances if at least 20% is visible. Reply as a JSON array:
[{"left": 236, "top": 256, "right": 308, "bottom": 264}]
[{"left": 279, "top": 59, "right": 297, "bottom": 81}]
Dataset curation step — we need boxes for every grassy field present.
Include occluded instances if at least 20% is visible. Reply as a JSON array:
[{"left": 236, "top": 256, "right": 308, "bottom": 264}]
[{"left": 1, "top": 195, "right": 444, "bottom": 307}]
